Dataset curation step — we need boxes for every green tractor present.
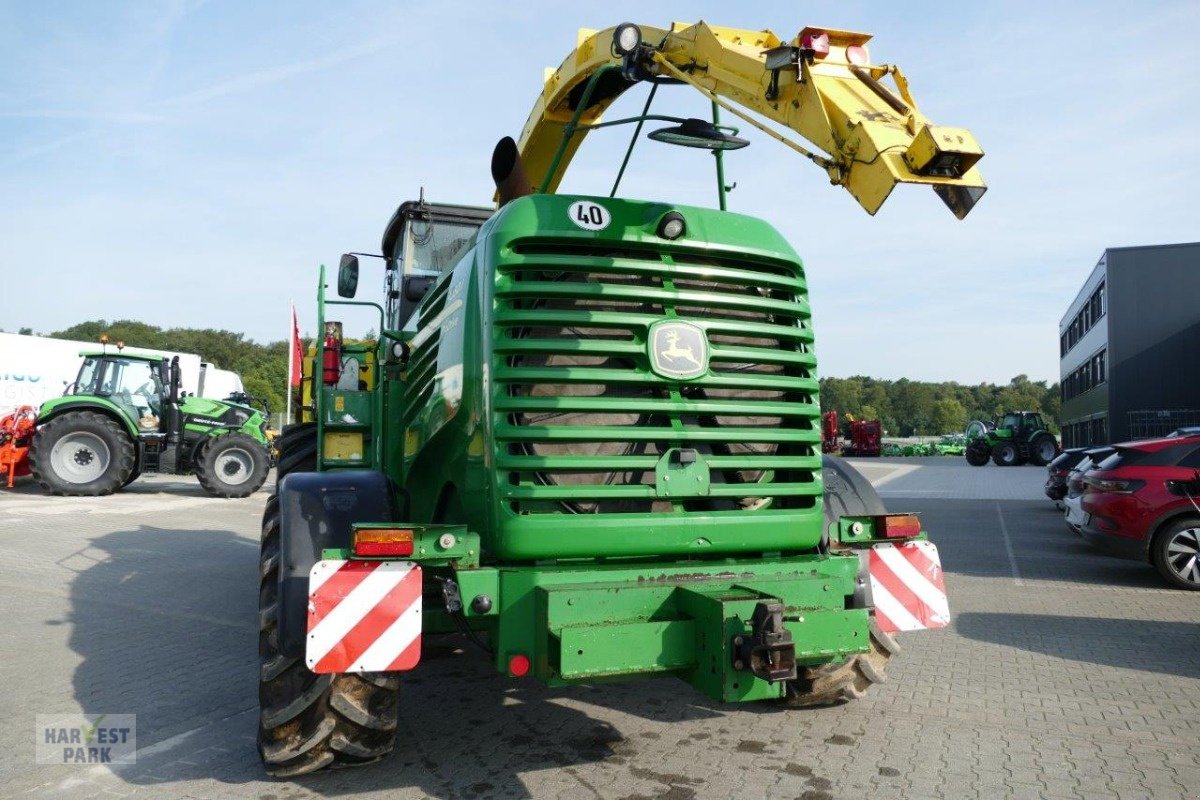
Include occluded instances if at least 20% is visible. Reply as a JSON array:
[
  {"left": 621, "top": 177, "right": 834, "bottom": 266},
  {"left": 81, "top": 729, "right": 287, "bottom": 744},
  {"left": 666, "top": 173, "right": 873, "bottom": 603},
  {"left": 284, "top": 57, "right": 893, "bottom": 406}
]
[
  {"left": 963, "top": 411, "right": 1058, "bottom": 467},
  {"left": 28, "top": 348, "right": 272, "bottom": 497}
]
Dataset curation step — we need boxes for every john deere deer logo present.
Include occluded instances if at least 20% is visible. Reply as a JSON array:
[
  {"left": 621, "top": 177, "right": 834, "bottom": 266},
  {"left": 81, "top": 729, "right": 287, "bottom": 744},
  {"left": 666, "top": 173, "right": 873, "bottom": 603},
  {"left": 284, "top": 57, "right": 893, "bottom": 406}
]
[{"left": 649, "top": 321, "right": 708, "bottom": 380}]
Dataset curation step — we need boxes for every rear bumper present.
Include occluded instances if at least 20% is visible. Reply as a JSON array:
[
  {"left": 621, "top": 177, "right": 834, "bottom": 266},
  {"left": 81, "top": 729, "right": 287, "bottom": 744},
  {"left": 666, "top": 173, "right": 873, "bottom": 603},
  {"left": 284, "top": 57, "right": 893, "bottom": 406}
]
[
  {"left": 307, "top": 540, "right": 948, "bottom": 703},
  {"left": 1079, "top": 525, "right": 1146, "bottom": 561}
]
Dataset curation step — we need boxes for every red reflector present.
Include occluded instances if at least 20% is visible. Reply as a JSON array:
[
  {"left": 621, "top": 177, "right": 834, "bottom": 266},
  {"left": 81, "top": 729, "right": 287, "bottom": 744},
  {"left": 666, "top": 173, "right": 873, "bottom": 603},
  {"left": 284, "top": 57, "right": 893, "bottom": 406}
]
[
  {"left": 878, "top": 514, "right": 922, "bottom": 539},
  {"left": 800, "top": 30, "right": 830, "bottom": 57},
  {"left": 508, "top": 654, "right": 531, "bottom": 677},
  {"left": 845, "top": 44, "right": 870, "bottom": 65},
  {"left": 352, "top": 528, "right": 415, "bottom": 557}
]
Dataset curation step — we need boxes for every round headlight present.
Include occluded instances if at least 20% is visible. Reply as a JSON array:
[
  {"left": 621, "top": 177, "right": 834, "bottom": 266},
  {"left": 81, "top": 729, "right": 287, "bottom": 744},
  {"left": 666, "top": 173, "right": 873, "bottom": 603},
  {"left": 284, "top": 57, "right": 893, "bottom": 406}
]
[
  {"left": 657, "top": 212, "right": 686, "bottom": 240},
  {"left": 613, "top": 23, "right": 641, "bottom": 56}
]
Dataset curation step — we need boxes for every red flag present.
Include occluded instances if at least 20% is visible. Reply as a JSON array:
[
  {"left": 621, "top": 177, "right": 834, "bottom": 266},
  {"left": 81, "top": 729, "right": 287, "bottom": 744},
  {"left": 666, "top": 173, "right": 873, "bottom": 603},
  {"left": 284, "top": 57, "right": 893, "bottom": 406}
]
[{"left": 290, "top": 307, "right": 303, "bottom": 387}]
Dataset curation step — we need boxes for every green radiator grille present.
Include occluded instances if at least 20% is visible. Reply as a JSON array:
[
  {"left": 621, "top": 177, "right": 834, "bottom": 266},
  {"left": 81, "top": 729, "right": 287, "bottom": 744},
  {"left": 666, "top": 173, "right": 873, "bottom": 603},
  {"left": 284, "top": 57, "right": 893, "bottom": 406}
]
[{"left": 493, "top": 239, "right": 821, "bottom": 515}]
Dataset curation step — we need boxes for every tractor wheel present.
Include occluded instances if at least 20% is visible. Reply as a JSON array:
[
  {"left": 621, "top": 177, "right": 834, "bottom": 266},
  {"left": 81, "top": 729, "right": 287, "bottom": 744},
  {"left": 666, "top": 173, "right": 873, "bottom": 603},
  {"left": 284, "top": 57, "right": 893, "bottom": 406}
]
[
  {"left": 1029, "top": 434, "right": 1057, "bottom": 467},
  {"left": 29, "top": 411, "right": 135, "bottom": 496},
  {"left": 276, "top": 422, "right": 317, "bottom": 483},
  {"left": 991, "top": 442, "right": 1019, "bottom": 467},
  {"left": 965, "top": 442, "right": 990, "bottom": 466},
  {"left": 780, "top": 456, "right": 898, "bottom": 707},
  {"left": 1150, "top": 517, "right": 1200, "bottom": 591},
  {"left": 195, "top": 432, "right": 270, "bottom": 498},
  {"left": 781, "top": 622, "right": 900, "bottom": 707},
  {"left": 257, "top": 495, "right": 400, "bottom": 777},
  {"left": 121, "top": 467, "right": 141, "bottom": 489}
]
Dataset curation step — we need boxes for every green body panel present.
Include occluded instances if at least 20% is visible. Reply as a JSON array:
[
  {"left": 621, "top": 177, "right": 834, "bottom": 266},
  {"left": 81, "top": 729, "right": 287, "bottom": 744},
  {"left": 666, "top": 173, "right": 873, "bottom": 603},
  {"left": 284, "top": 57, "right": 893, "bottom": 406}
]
[
  {"left": 393, "top": 194, "right": 822, "bottom": 560},
  {"left": 180, "top": 395, "right": 269, "bottom": 442},
  {"left": 480, "top": 553, "right": 862, "bottom": 702}
]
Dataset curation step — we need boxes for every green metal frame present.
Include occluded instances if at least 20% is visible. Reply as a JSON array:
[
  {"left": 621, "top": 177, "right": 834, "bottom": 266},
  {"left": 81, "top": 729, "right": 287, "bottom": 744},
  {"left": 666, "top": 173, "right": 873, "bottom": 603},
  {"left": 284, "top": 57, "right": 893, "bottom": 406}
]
[{"left": 540, "top": 65, "right": 740, "bottom": 207}]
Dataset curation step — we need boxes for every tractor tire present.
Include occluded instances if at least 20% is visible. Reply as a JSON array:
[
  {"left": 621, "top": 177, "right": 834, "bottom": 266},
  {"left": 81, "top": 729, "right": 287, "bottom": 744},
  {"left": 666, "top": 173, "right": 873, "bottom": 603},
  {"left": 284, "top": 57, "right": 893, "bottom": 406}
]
[
  {"left": 781, "top": 622, "right": 900, "bottom": 707},
  {"left": 780, "top": 456, "right": 898, "bottom": 707},
  {"left": 1029, "top": 434, "right": 1057, "bottom": 467},
  {"left": 257, "top": 495, "right": 400, "bottom": 777},
  {"left": 276, "top": 422, "right": 317, "bottom": 482},
  {"left": 121, "top": 467, "right": 141, "bottom": 489},
  {"left": 29, "top": 411, "right": 135, "bottom": 496},
  {"left": 965, "top": 442, "right": 990, "bottom": 467},
  {"left": 1150, "top": 517, "right": 1200, "bottom": 591},
  {"left": 195, "top": 432, "right": 270, "bottom": 498},
  {"left": 991, "top": 442, "right": 1019, "bottom": 467}
]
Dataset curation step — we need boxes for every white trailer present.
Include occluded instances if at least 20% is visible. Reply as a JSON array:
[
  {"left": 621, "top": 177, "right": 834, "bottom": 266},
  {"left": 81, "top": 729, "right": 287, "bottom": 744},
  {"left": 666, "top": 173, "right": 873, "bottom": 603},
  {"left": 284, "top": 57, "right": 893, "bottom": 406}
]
[{"left": 0, "top": 333, "right": 245, "bottom": 415}]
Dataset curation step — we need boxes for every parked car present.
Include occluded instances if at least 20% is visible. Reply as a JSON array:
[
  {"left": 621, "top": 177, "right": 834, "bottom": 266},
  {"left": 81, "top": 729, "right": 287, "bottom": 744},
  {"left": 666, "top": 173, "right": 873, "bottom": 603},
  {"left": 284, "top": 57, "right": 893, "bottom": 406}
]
[
  {"left": 1045, "top": 447, "right": 1090, "bottom": 504},
  {"left": 1166, "top": 426, "right": 1200, "bottom": 438},
  {"left": 1080, "top": 435, "right": 1200, "bottom": 590},
  {"left": 1063, "top": 447, "right": 1114, "bottom": 533}
]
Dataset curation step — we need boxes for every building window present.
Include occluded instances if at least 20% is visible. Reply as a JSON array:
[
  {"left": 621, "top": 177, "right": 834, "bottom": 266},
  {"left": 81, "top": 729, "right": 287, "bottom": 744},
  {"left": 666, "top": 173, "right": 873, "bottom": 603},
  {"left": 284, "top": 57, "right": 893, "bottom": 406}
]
[
  {"left": 1061, "top": 280, "right": 1107, "bottom": 358},
  {"left": 1062, "top": 348, "right": 1107, "bottom": 402}
]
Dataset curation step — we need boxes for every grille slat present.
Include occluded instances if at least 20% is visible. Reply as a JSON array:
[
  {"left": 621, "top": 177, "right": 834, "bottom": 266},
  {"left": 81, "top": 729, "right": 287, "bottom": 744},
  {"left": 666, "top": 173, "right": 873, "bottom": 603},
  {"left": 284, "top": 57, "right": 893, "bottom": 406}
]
[
  {"left": 496, "top": 424, "right": 818, "bottom": 444},
  {"left": 496, "top": 366, "right": 816, "bottom": 393},
  {"left": 497, "top": 396, "right": 818, "bottom": 419},
  {"left": 500, "top": 253, "right": 805, "bottom": 292}
]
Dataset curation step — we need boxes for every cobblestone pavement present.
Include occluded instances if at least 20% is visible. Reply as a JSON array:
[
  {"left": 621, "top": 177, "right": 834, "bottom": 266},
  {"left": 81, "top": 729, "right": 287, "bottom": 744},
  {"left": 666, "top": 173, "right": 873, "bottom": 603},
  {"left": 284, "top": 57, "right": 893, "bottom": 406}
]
[{"left": 1, "top": 466, "right": 1197, "bottom": 800}]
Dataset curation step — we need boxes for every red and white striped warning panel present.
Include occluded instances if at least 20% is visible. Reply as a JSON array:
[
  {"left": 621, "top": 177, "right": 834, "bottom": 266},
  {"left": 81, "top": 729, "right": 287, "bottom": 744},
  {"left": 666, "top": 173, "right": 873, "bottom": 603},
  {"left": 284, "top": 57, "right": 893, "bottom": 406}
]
[
  {"left": 868, "top": 541, "right": 950, "bottom": 634},
  {"left": 306, "top": 560, "right": 423, "bottom": 674}
]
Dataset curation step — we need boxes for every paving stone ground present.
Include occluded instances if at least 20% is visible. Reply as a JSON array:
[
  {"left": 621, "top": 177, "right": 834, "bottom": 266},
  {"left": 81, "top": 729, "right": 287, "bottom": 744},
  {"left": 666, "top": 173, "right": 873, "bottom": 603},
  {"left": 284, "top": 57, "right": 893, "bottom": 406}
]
[{"left": 1, "top": 462, "right": 1197, "bottom": 800}]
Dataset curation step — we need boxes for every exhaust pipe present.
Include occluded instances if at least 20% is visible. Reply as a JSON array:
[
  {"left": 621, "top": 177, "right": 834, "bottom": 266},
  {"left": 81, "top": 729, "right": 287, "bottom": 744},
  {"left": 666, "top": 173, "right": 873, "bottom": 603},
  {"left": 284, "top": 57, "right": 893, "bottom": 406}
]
[{"left": 491, "top": 136, "right": 534, "bottom": 207}]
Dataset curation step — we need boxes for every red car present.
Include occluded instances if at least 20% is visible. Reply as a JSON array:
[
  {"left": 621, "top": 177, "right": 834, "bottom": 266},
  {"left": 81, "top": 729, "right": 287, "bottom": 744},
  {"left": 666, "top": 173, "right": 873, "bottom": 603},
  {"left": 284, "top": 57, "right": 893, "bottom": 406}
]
[{"left": 1080, "top": 434, "right": 1200, "bottom": 590}]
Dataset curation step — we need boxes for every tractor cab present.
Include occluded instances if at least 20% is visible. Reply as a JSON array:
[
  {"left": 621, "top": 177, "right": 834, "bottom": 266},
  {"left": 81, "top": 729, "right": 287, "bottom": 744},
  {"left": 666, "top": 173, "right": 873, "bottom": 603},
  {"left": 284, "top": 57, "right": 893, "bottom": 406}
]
[
  {"left": 996, "top": 411, "right": 1045, "bottom": 440},
  {"left": 71, "top": 352, "right": 171, "bottom": 431},
  {"left": 379, "top": 198, "right": 492, "bottom": 329}
]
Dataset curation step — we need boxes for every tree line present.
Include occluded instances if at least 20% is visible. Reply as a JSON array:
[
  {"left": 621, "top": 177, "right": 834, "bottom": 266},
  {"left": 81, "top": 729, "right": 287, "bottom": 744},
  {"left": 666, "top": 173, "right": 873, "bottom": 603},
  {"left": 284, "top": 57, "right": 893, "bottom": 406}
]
[{"left": 820, "top": 375, "right": 1062, "bottom": 437}]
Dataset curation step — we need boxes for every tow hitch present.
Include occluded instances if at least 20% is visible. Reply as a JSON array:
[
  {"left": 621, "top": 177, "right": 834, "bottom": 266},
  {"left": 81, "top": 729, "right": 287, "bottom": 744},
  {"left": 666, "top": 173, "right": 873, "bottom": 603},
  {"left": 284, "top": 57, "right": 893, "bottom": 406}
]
[{"left": 733, "top": 600, "right": 797, "bottom": 682}]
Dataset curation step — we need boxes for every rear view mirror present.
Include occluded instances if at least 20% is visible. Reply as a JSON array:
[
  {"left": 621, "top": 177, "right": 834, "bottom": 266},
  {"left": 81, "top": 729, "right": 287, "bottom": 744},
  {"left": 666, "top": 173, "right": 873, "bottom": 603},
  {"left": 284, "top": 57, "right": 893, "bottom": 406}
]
[{"left": 337, "top": 254, "right": 360, "bottom": 298}]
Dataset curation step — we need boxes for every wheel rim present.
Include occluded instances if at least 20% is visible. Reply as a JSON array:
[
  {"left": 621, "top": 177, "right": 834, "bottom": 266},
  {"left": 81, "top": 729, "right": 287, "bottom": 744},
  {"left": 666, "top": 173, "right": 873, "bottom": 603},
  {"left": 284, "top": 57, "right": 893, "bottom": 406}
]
[
  {"left": 1166, "top": 527, "right": 1200, "bottom": 584},
  {"left": 1037, "top": 441, "right": 1056, "bottom": 460},
  {"left": 215, "top": 447, "right": 254, "bottom": 486},
  {"left": 49, "top": 431, "right": 111, "bottom": 484}
]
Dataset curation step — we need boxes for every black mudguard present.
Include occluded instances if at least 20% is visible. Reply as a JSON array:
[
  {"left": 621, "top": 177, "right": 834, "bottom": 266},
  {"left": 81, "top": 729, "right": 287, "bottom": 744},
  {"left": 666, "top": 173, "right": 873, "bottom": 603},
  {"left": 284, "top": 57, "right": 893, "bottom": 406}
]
[
  {"left": 276, "top": 470, "right": 396, "bottom": 657},
  {"left": 822, "top": 454, "right": 888, "bottom": 611}
]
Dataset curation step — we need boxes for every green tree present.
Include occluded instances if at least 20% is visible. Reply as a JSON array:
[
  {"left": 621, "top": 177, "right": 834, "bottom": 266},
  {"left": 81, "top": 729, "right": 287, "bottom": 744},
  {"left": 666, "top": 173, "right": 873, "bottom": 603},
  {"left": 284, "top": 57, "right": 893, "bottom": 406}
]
[{"left": 930, "top": 397, "right": 968, "bottom": 434}]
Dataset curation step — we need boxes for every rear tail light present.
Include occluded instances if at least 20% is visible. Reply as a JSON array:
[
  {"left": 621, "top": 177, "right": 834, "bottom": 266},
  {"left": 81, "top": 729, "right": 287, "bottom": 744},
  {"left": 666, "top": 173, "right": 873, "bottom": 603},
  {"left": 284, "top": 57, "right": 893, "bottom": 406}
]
[
  {"left": 1083, "top": 477, "right": 1145, "bottom": 494},
  {"left": 800, "top": 30, "right": 830, "bottom": 57},
  {"left": 507, "top": 653, "right": 531, "bottom": 677},
  {"left": 352, "top": 528, "right": 415, "bottom": 557},
  {"left": 877, "top": 514, "right": 922, "bottom": 539}
]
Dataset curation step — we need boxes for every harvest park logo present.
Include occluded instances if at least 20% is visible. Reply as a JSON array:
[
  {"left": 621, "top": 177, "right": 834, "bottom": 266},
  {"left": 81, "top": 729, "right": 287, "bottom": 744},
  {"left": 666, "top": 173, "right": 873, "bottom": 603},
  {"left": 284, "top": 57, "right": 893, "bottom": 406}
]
[{"left": 36, "top": 714, "right": 136, "bottom": 765}]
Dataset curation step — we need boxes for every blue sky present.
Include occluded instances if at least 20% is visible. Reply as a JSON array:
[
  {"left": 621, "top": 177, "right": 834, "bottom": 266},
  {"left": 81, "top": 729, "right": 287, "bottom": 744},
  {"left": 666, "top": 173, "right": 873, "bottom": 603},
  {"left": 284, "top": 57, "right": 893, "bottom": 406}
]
[{"left": 2, "top": 1, "right": 1197, "bottom": 384}]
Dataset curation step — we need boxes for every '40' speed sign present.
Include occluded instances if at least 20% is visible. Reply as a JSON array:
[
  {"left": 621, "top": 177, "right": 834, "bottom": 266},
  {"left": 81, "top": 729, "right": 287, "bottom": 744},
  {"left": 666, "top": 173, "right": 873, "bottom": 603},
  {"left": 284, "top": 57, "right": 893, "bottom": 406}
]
[{"left": 567, "top": 200, "right": 611, "bottom": 231}]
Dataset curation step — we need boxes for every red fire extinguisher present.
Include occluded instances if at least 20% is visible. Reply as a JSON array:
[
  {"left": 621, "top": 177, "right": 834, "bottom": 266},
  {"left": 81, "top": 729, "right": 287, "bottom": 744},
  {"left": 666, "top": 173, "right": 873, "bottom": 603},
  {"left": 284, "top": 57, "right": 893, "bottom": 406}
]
[{"left": 322, "top": 322, "right": 343, "bottom": 386}]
